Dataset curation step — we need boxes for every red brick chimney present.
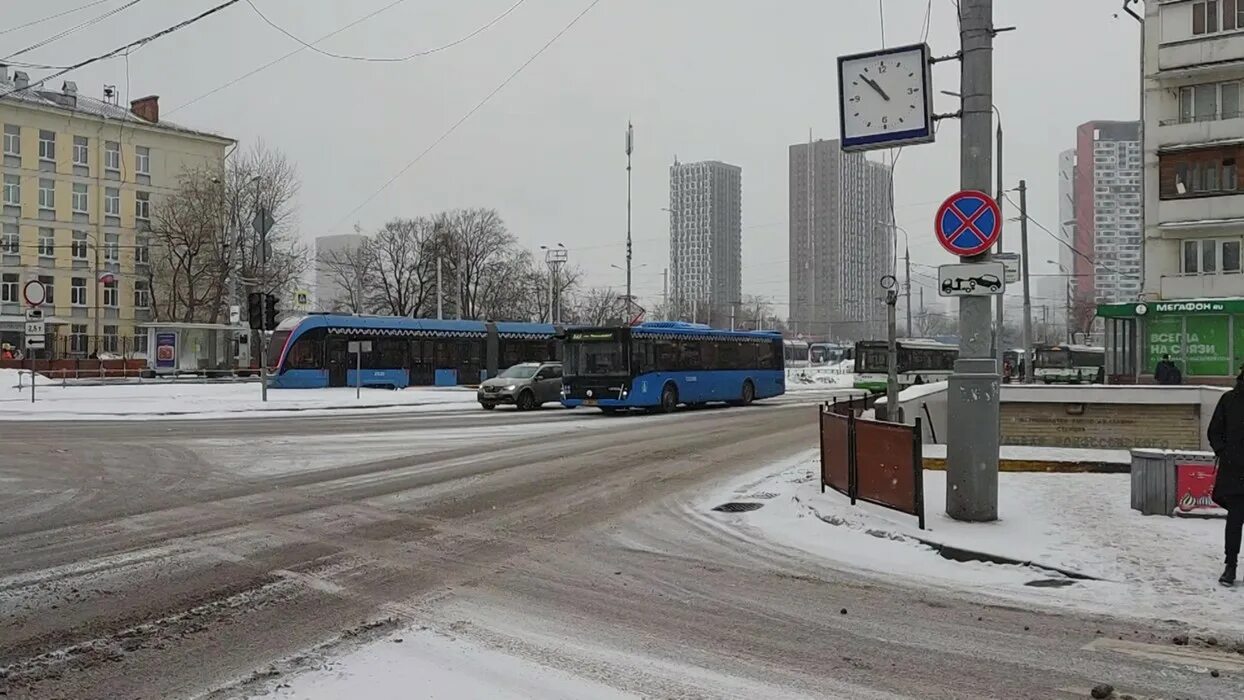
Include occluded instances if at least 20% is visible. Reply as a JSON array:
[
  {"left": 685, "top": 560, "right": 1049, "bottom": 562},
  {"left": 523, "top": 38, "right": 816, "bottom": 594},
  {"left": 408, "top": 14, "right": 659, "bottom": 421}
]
[{"left": 130, "top": 95, "right": 159, "bottom": 123}]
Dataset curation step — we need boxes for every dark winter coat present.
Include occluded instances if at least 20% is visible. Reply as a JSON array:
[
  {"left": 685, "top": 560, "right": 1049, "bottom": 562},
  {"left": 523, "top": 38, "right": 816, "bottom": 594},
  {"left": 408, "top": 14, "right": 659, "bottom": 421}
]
[
  {"left": 1155, "top": 360, "right": 1183, "bottom": 385},
  {"left": 1208, "top": 383, "right": 1244, "bottom": 508}
]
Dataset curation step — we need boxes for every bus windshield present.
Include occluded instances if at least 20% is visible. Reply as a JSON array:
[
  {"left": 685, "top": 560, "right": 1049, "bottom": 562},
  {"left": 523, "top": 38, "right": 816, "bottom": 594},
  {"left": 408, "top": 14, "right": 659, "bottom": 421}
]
[
  {"left": 1035, "top": 348, "right": 1071, "bottom": 368},
  {"left": 566, "top": 340, "right": 627, "bottom": 376},
  {"left": 857, "top": 347, "right": 889, "bottom": 373}
]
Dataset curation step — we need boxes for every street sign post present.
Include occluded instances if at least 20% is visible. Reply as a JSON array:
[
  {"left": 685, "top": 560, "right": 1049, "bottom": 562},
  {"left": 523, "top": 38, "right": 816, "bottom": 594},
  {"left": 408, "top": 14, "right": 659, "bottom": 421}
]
[
  {"left": 347, "top": 340, "right": 372, "bottom": 399},
  {"left": 938, "top": 262, "right": 1007, "bottom": 297},
  {"left": 934, "top": 190, "right": 1002, "bottom": 257},
  {"left": 23, "top": 308, "right": 44, "bottom": 404}
]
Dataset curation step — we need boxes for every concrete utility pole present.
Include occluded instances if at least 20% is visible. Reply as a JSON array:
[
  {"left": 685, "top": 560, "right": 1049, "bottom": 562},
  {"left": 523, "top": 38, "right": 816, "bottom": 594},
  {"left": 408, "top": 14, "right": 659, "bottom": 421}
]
[
  {"left": 1018, "top": 179, "right": 1034, "bottom": 384},
  {"left": 994, "top": 118, "right": 1004, "bottom": 373},
  {"left": 625, "top": 122, "right": 634, "bottom": 322},
  {"left": 436, "top": 256, "right": 443, "bottom": 320},
  {"left": 946, "top": 0, "right": 1000, "bottom": 522},
  {"left": 904, "top": 244, "right": 912, "bottom": 337}
]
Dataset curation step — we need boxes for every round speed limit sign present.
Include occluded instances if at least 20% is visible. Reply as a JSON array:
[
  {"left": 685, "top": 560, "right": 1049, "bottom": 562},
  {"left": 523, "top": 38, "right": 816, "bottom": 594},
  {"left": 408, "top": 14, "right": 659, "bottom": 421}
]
[{"left": 22, "top": 279, "right": 47, "bottom": 307}]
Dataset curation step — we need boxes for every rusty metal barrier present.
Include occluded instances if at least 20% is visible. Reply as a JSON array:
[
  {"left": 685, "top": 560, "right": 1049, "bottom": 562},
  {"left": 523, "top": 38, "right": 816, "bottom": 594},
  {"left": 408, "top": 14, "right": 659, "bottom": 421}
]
[{"left": 818, "top": 400, "right": 925, "bottom": 529}]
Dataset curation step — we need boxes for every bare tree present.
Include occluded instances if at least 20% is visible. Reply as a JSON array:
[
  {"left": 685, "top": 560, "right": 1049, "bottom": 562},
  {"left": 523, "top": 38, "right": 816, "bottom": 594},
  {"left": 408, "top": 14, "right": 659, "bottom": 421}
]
[
  {"left": 316, "top": 236, "right": 374, "bottom": 314},
  {"left": 436, "top": 208, "right": 514, "bottom": 320},
  {"left": 149, "top": 167, "right": 227, "bottom": 322},
  {"left": 1069, "top": 289, "right": 1098, "bottom": 340},
  {"left": 912, "top": 306, "right": 956, "bottom": 338},
  {"left": 571, "top": 287, "right": 627, "bottom": 326},
  {"left": 363, "top": 218, "right": 441, "bottom": 317}
]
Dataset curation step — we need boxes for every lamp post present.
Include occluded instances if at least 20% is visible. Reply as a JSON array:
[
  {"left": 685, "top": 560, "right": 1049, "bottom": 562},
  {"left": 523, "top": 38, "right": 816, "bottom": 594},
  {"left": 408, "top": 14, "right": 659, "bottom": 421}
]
[
  {"left": 877, "top": 221, "right": 912, "bottom": 337},
  {"left": 625, "top": 122, "right": 634, "bottom": 323}
]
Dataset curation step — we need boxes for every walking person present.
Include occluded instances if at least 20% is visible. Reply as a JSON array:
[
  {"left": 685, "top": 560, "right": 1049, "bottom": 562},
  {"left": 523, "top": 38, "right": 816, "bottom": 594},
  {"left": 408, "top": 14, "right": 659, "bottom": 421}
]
[{"left": 1208, "top": 367, "right": 1244, "bottom": 586}]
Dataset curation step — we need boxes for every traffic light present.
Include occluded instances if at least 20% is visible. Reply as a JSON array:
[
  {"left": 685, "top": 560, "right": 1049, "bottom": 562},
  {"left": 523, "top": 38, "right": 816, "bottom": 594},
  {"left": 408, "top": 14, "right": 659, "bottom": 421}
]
[
  {"left": 264, "top": 294, "right": 278, "bottom": 330},
  {"left": 247, "top": 292, "right": 263, "bottom": 330}
]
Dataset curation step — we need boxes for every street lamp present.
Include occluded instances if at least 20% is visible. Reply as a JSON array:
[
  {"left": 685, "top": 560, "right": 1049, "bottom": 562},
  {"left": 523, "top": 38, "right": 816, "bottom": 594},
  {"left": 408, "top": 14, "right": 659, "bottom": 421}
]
[
  {"left": 540, "top": 244, "right": 567, "bottom": 323},
  {"left": 876, "top": 221, "right": 911, "bottom": 338}
]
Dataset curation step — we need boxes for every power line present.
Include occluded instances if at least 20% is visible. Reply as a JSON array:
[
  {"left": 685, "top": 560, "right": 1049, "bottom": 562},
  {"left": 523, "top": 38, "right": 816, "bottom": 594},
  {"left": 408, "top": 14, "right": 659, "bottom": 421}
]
[
  {"left": 0, "top": 0, "right": 113, "bottom": 37},
  {"left": 1000, "top": 191, "right": 1130, "bottom": 278},
  {"left": 4, "top": 0, "right": 145, "bottom": 61},
  {"left": 326, "top": 0, "right": 604, "bottom": 234},
  {"left": 0, "top": 0, "right": 243, "bottom": 100},
  {"left": 244, "top": 0, "right": 527, "bottom": 62}
]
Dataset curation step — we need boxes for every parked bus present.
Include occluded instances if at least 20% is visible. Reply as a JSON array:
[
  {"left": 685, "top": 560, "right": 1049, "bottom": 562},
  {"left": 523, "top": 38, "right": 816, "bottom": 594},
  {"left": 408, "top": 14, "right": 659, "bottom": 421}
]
[
  {"left": 268, "top": 314, "right": 557, "bottom": 389},
  {"left": 1033, "top": 343, "right": 1105, "bottom": 384},
  {"left": 810, "top": 342, "right": 852, "bottom": 365},
  {"left": 784, "top": 339, "right": 810, "bottom": 367},
  {"left": 853, "top": 339, "right": 958, "bottom": 392},
  {"left": 561, "top": 321, "right": 785, "bottom": 413}
]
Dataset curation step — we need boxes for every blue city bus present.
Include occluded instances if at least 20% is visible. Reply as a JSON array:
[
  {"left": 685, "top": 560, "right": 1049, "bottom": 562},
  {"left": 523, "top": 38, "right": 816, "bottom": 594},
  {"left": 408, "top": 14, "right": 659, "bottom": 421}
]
[
  {"left": 269, "top": 314, "right": 557, "bottom": 389},
  {"left": 560, "top": 322, "right": 785, "bottom": 413}
]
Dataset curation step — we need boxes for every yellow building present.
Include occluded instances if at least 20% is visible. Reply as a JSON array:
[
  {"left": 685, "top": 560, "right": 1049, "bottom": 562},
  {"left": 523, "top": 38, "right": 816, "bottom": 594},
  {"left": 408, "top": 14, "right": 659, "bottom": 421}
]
[{"left": 0, "top": 68, "right": 233, "bottom": 357}]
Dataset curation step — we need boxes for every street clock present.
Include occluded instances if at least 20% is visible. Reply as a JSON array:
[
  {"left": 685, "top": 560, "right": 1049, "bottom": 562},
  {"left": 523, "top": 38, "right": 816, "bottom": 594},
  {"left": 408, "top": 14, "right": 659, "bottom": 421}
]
[{"left": 838, "top": 43, "right": 935, "bottom": 152}]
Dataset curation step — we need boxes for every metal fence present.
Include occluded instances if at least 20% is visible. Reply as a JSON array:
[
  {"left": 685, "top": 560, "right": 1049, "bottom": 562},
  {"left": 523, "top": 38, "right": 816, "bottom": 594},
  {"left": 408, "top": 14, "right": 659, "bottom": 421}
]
[{"left": 818, "top": 400, "right": 925, "bottom": 529}]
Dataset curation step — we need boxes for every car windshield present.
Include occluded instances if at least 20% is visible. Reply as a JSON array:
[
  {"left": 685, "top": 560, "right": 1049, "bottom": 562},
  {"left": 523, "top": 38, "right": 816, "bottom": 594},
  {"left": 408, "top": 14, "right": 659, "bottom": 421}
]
[{"left": 499, "top": 364, "right": 539, "bottom": 379}]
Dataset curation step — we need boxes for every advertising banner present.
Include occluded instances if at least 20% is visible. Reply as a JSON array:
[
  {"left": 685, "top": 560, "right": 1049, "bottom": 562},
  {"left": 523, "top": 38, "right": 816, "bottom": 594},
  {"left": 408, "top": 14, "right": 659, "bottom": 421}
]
[
  {"left": 1175, "top": 462, "right": 1222, "bottom": 514},
  {"left": 155, "top": 332, "right": 177, "bottom": 369}
]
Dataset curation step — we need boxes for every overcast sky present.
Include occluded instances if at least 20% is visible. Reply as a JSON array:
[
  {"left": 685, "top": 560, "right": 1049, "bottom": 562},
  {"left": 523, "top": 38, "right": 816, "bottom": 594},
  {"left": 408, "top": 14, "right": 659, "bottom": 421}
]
[{"left": 7, "top": 0, "right": 1141, "bottom": 316}]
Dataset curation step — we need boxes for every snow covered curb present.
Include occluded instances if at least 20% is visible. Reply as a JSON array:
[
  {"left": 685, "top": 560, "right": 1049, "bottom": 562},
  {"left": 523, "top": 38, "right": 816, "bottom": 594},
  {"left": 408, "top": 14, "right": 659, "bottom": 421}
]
[{"left": 700, "top": 451, "right": 1244, "bottom": 632}]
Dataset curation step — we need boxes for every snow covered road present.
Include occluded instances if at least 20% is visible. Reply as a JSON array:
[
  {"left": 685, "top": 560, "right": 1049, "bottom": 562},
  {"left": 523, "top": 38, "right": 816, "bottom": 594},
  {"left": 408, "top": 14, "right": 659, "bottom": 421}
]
[{"left": 0, "top": 403, "right": 1239, "bottom": 699}]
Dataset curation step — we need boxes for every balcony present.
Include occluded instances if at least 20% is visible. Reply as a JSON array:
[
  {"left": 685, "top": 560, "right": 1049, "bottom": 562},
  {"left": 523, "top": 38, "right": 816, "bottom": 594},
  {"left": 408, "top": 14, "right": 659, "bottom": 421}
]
[
  {"left": 1160, "top": 272, "right": 1244, "bottom": 298},
  {"left": 1157, "top": 192, "right": 1244, "bottom": 226},
  {"left": 1154, "top": 116, "right": 1244, "bottom": 150},
  {"left": 1159, "top": 32, "right": 1244, "bottom": 75}
]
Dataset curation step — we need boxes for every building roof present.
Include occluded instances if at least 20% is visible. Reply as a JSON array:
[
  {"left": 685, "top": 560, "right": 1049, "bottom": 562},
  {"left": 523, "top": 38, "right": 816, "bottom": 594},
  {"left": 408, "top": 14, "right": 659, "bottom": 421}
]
[{"left": 0, "top": 73, "right": 232, "bottom": 144}]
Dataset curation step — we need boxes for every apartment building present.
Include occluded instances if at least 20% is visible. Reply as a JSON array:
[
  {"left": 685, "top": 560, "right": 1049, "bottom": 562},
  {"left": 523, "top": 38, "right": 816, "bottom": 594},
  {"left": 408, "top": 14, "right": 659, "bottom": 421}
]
[
  {"left": 1099, "top": 0, "right": 1244, "bottom": 383},
  {"left": 1070, "top": 121, "right": 1143, "bottom": 305},
  {"left": 0, "top": 68, "right": 233, "bottom": 356},
  {"left": 668, "top": 159, "right": 742, "bottom": 325},
  {"left": 788, "top": 139, "right": 893, "bottom": 342}
]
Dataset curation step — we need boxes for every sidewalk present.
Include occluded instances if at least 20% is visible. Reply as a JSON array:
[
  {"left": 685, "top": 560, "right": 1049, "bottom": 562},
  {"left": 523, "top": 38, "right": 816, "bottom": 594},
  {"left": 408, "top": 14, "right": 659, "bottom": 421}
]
[{"left": 703, "top": 451, "right": 1239, "bottom": 631}]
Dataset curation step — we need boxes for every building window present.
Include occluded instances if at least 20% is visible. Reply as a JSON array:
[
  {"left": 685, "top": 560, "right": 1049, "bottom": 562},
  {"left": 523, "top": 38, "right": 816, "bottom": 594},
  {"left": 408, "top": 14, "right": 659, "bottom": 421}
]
[
  {"left": 102, "top": 280, "right": 117, "bottom": 308},
  {"left": 3, "top": 124, "right": 19, "bottom": 155},
  {"left": 71, "top": 233, "right": 88, "bottom": 261},
  {"left": 37, "top": 275, "right": 54, "bottom": 305},
  {"left": 104, "top": 141, "right": 120, "bottom": 171},
  {"left": 2, "top": 224, "right": 19, "bottom": 254},
  {"left": 1226, "top": 240, "right": 1242, "bottom": 272},
  {"left": 133, "top": 332, "right": 148, "bottom": 355},
  {"left": 3, "top": 174, "right": 19, "bottom": 205},
  {"left": 1, "top": 273, "right": 17, "bottom": 303},
  {"left": 134, "top": 279, "right": 150, "bottom": 309},
  {"left": 102, "top": 325, "right": 118, "bottom": 353},
  {"left": 1193, "top": 0, "right": 1244, "bottom": 34},
  {"left": 70, "top": 324, "right": 87, "bottom": 354},
  {"left": 72, "top": 182, "right": 88, "bottom": 213},
  {"left": 1162, "top": 148, "right": 1244, "bottom": 198},
  {"left": 73, "top": 135, "right": 88, "bottom": 166},
  {"left": 104, "top": 240, "right": 118, "bottom": 262},
  {"left": 71, "top": 277, "right": 86, "bottom": 306},
  {"left": 1181, "top": 238, "right": 1243, "bottom": 274},
  {"left": 135, "top": 146, "right": 150, "bottom": 175},
  {"left": 38, "top": 228, "right": 54, "bottom": 257},
  {"left": 38, "top": 178, "right": 54, "bottom": 210},
  {"left": 135, "top": 191, "right": 150, "bottom": 221},
  {"left": 1178, "top": 81, "right": 1242, "bottom": 123},
  {"left": 135, "top": 237, "right": 150, "bottom": 265},
  {"left": 104, "top": 187, "right": 120, "bottom": 216},
  {"left": 37, "top": 130, "right": 55, "bottom": 161}
]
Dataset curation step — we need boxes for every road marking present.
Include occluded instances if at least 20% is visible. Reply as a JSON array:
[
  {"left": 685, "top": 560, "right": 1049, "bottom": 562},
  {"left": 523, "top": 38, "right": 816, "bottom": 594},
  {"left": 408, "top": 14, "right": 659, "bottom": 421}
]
[{"left": 1082, "top": 637, "right": 1244, "bottom": 672}]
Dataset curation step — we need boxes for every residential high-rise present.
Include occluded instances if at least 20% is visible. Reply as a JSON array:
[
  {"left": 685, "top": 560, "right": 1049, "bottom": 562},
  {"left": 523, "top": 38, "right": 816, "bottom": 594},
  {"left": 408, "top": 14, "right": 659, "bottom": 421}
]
[
  {"left": 668, "top": 159, "right": 741, "bottom": 326},
  {"left": 788, "top": 139, "right": 893, "bottom": 342},
  {"left": 0, "top": 69, "right": 232, "bottom": 356},
  {"left": 1071, "top": 121, "right": 1142, "bottom": 306}
]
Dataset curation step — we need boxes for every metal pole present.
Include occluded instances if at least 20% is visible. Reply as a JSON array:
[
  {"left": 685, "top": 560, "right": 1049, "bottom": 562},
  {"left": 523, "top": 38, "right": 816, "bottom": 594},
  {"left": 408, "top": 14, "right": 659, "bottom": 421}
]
[
  {"left": 436, "top": 256, "right": 443, "bottom": 320},
  {"left": 625, "top": 122, "right": 633, "bottom": 322},
  {"left": 1019, "top": 179, "right": 1034, "bottom": 384},
  {"left": 548, "top": 261, "right": 555, "bottom": 323},
  {"left": 994, "top": 120, "right": 1004, "bottom": 375},
  {"left": 257, "top": 178, "right": 268, "bottom": 403},
  {"left": 30, "top": 353, "right": 34, "bottom": 403},
  {"left": 356, "top": 347, "right": 361, "bottom": 400},
  {"left": 662, "top": 268, "right": 668, "bottom": 320},
  {"left": 886, "top": 289, "right": 899, "bottom": 422},
  {"left": 904, "top": 243, "right": 912, "bottom": 337},
  {"left": 946, "top": 0, "right": 999, "bottom": 522}
]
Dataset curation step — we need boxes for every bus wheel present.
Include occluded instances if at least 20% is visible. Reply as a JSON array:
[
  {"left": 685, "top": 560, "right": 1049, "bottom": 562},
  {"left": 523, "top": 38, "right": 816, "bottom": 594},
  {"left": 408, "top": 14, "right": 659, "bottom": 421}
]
[
  {"left": 740, "top": 380, "right": 755, "bottom": 405},
  {"left": 517, "top": 391, "right": 536, "bottom": 411},
  {"left": 659, "top": 384, "right": 678, "bottom": 413}
]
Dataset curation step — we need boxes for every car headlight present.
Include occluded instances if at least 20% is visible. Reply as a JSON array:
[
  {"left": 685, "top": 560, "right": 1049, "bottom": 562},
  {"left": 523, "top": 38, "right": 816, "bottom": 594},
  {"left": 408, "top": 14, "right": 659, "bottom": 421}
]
[{"left": 504, "top": 385, "right": 516, "bottom": 391}]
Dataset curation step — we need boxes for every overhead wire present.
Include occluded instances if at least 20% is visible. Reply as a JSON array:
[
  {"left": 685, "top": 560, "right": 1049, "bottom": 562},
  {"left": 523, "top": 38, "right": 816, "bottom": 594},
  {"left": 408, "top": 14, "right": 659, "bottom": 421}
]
[
  {"left": 243, "top": 0, "right": 528, "bottom": 62},
  {"left": 0, "top": 0, "right": 113, "bottom": 37},
  {"left": 999, "top": 192, "right": 1130, "bottom": 278},
  {"left": 3, "top": 0, "right": 145, "bottom": 61},
  {"left": 0, "top": 0, "right": 243, "bottom": 100},
  {"left": 325, "top": 0, "right": 604, "bottom": 234}
]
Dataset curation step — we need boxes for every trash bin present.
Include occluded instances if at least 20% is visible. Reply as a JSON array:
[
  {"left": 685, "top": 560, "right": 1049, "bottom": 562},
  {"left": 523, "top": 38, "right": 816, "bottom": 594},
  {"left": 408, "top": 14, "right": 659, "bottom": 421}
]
[{"left": 1130, "top": 448, "right": 1219, "bottom": 516}]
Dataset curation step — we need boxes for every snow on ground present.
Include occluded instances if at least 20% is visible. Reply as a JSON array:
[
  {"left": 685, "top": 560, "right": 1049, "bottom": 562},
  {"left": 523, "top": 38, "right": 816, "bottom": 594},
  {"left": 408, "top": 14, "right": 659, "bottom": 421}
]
[
  {"left": 703, "top": 451, "right": 1242, "bottom": 631},
  {"left": 786, "top": 364, "right": 856, "bottom": 388},
  {"left": 264, "top": 626, "right": 635, "bottom": 700},
  {"left": 922, "top": 444, "right": 1132, "bottom": 465},
  {"left": 0, "top": 379, "right": 484, "bottom": 420}
]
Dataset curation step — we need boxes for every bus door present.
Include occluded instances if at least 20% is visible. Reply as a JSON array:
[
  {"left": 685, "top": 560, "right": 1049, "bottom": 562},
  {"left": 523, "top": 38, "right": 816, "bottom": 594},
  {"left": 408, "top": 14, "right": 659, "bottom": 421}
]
[
  {"left": 326, "top": 337, "right": 349, "bottom": 387},
  {"left": 409, "top": 339, "right": 434, "bottom": 386}
]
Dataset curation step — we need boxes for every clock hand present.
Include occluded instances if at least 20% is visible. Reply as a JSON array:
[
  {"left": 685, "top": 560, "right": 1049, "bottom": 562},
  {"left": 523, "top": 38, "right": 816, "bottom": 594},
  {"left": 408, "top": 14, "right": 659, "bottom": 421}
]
[{"left": 859, "top": 74, "right": 891, "bottom": 102}]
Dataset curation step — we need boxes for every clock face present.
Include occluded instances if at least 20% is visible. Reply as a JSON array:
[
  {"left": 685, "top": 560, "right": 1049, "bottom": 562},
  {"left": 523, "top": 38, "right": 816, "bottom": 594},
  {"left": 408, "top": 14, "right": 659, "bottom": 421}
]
[{"left": 837, "top": 44, "right": 933, "bottom": 151}]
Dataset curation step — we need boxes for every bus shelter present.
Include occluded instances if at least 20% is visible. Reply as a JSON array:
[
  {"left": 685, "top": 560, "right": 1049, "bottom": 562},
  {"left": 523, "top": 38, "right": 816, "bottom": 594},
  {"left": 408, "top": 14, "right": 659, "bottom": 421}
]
[
  {"left": 1098, "top": 298, "right": 1244, "bottom": 385},
  {"left": 137, "top": 322, "right": 244, "bottom": 376}
]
